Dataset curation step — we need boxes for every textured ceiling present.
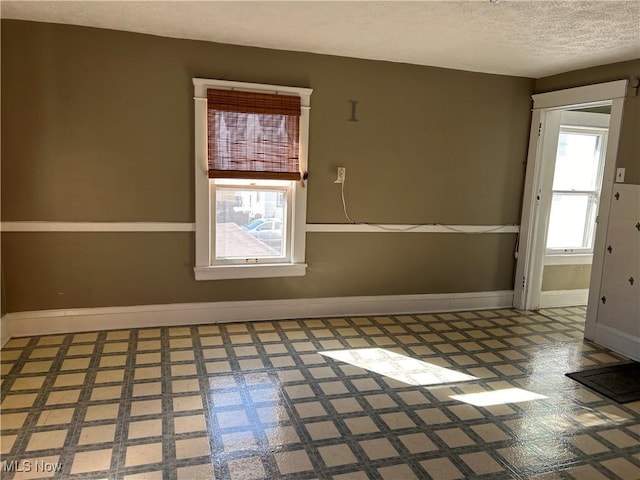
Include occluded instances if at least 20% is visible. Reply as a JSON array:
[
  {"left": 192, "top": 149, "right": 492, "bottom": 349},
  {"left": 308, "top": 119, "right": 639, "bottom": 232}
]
[{"left": 1, "top": 0, "right": 639, "bottom": 78}]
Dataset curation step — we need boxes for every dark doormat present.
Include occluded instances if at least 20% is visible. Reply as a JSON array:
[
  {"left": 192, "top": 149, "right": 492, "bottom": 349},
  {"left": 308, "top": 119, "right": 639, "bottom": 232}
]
[{"left": 566, "top": 362, "right": 640, "bottom": 403}]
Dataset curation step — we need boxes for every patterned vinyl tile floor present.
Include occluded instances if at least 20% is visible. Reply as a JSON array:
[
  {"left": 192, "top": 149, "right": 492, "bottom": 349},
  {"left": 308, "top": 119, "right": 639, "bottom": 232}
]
[{"left": 1, "top": 306, "right": 639, "bottom": 479}]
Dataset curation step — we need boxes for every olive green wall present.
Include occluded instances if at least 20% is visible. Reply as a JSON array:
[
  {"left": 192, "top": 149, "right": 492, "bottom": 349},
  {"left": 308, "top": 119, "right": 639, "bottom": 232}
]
[
  {"left": 2, "top": 233, "right": 516, "bottom": 312},
  {"left": 542, "top": 264, "right": 592, "bottom": 291},
  {"left": 1, "top": 20, "right": 534, "bottom": 312},
  {"left": 535, "top": 59, "right": 640, "bottom": 185}
]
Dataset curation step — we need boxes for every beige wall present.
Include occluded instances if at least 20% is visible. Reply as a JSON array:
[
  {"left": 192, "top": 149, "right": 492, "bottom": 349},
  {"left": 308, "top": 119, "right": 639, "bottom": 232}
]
[
  {"left": 542, "top": 264, "right": 592, "bottom": 291},
  {"left": 535, "top": 59, "right": 640, "bottom": 185},
  {"left": 1, "top": 20, "right": 534, "bottom": 312}
]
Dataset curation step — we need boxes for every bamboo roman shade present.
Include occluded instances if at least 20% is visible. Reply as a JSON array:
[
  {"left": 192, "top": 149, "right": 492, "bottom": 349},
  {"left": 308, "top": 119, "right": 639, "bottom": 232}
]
[{"left": 207, "top": 89, "right": 302, "bottom": 180}]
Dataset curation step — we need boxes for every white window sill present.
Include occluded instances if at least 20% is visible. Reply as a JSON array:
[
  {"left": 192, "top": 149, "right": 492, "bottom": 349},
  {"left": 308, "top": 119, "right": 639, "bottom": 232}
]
[
  {"left": 544, "top": 254, "right": 593, "bottom": 266},
  {"left": 194, "top": 263, "right": 307, "bottom": 280}
]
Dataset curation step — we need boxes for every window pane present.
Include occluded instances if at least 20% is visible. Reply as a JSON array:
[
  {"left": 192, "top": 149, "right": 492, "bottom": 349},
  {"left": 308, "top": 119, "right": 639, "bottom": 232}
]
[
  {"left": 546, "top": 193, "right": 594, "bottom": 250},
  {"left": 215, "top": 187, "right": 286, "bottom": 259},
  {"left": 553, "top": 132, "right": 601, "bottom": 191}
]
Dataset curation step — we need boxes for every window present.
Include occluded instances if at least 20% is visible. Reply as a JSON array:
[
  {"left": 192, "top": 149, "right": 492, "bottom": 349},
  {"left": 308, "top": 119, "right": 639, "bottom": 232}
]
[
  {"left": 546, "top": 123, "right": 607, "bottom": 256},
  {"left": 213, "top": 180, "right": 290, "bottom": 263},
  {"left": 193, "top": 79, "right": 312, "bottom": 280}
]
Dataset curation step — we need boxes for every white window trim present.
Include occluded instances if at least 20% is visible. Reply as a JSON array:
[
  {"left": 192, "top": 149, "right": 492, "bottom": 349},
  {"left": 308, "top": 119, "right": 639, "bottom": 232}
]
[
  {"left": 544, "top": 253, "right": 593, "bottom": 266},
  {"left": 560, "top": 110, "right": 610, "bottom": 129},
  {"left": 194, "top": 263, "right": 307, "bottom": 280},
  {"left": 193, "top": 78, "right": 312, "bottom": 280}
]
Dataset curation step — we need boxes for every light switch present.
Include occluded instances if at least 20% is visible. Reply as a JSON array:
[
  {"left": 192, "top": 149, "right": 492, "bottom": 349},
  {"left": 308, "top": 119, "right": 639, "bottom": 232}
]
[{"left": 616, "top": 168, "right": 625, "bottom": 183}]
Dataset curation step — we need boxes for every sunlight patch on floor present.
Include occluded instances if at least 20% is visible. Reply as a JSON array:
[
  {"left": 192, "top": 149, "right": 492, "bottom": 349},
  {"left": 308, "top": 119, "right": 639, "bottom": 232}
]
[
  {"left": 450, "top": 387, "right": 547, "bottom": 406},
  {"left": 320, "top": 348, "right": 477, "bottom": 386}
]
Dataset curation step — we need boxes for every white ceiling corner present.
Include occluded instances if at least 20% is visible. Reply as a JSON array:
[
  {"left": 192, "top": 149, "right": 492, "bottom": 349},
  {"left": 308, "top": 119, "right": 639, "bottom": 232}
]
[{"left": 1, "top": 0, "right": 639, "bottom": 78}]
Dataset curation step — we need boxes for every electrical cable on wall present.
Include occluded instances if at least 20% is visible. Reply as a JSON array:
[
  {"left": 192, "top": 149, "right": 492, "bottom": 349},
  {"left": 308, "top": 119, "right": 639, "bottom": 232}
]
[
  {"left": 335, "top": 166, "right": 516, "bottom": 234},
  {"left": 340, "top": 179, "right": 356, "bottom": 224}
]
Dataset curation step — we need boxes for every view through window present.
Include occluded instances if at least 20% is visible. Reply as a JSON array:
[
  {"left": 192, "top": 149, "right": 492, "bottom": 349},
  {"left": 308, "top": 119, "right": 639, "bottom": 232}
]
[
  {"left": 546, "top": 126, "right": 607, "bottom": 253},
  {"left": 213, "top": 182, "right": 289, "bottom": 262}
]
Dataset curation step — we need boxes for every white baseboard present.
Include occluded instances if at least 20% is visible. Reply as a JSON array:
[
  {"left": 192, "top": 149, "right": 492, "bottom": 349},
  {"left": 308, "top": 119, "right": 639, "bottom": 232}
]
[
  {"left": 539, "top": 289, "right": 589, "bottom": 308},
  {"left": 0, "top": 315, "right": 11, "bottom": 349},
  {"left": 3, "top": 290, "right": 514, "bottom": 338},
  {"left": 592, "top": 323, "right": 640, "bottom": 362}
]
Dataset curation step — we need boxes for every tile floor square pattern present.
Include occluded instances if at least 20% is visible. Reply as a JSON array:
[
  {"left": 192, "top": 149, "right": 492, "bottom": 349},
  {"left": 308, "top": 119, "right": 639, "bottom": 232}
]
[{"left": 1, "top": 307, "right": 639, "bottom": 479}]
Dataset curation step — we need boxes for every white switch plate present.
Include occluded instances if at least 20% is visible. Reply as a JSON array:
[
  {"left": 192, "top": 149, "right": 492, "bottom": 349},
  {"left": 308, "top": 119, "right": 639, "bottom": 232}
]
[{"left": 616, "top": 168, "right": 625, "bottom": 183}]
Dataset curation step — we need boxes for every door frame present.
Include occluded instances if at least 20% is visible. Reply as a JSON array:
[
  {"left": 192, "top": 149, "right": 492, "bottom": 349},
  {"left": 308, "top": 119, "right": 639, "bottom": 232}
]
[{"left": 513, "top": 80, "right": 628, "bottom": 339}]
